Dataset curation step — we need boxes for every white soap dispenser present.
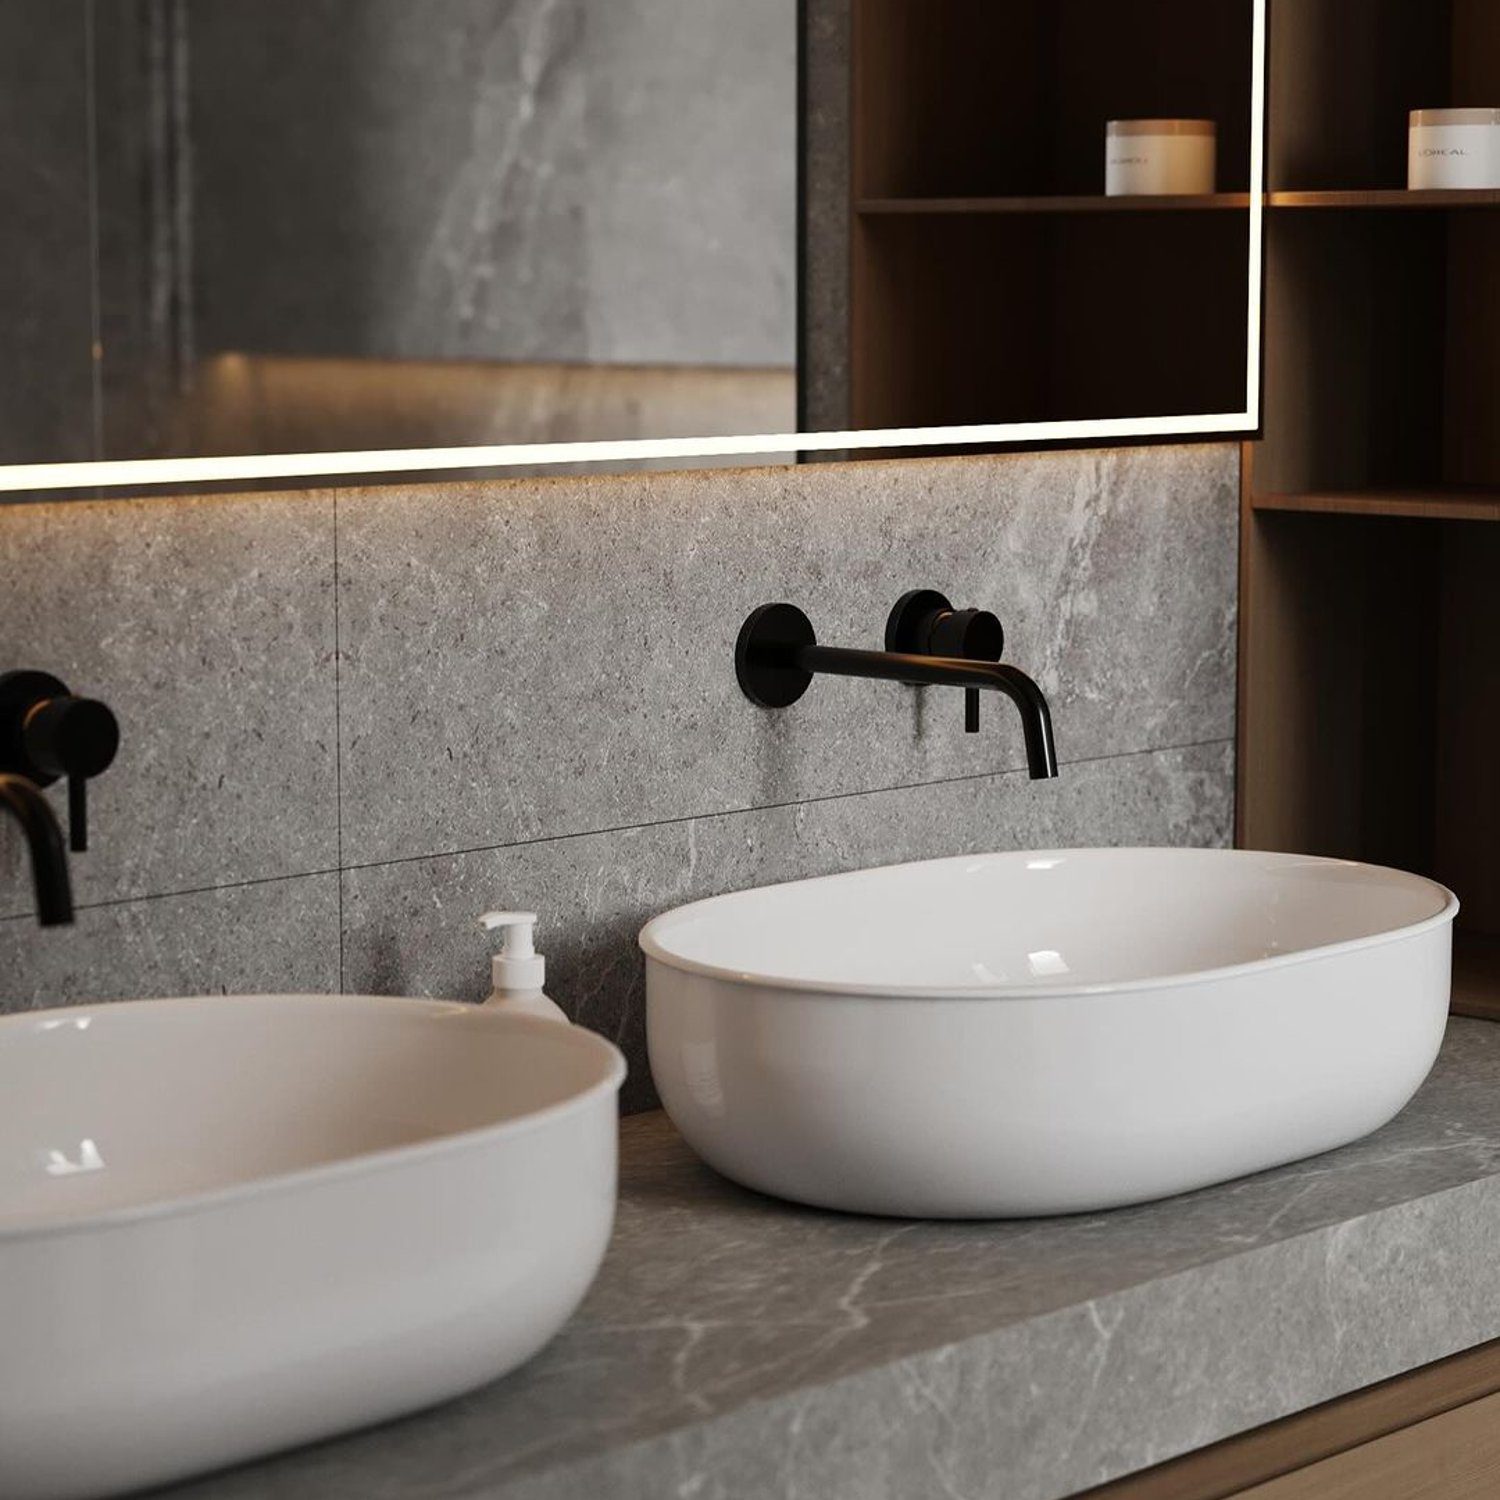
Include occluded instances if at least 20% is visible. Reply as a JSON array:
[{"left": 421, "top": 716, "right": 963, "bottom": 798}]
[{"left": 478, "top": 911, "right": 569, "bottom": 1023}]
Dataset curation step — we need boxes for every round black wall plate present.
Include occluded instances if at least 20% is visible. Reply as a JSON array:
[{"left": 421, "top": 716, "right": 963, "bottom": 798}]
[{"left": 736, "top": 603, "right": 816, "bottom": 708}]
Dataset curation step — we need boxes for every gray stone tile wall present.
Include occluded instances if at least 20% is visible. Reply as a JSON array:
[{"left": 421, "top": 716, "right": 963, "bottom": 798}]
[
  {"left": 0, "top": 491, "right": 339, "bottom": 913},
  {"left": 0, "top": 446, "right": 1238, "bottom": 1110}
]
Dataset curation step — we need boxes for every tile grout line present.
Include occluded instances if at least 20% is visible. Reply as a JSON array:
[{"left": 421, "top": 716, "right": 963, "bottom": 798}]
[
  {"left": 2, "top": 735, "right": 1234, "bottom": 922},
  {"left": 0, "top": 865, "right": 348, "bottom": 924},
  {"left": 332, "top": 492, "right": 345, "bottom": 993},
  {"left": 336, "top": 732, "right": 1239, "bottom": 877}
]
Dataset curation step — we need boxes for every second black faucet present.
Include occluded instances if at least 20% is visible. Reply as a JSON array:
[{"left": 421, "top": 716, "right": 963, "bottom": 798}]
[{"left": 735, "top": 591, "right": 1058, "bottom": 780}]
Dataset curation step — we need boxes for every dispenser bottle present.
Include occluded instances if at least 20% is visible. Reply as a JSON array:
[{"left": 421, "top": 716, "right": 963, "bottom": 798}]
[{"left": 478, "top": 911, "right": 569, "bottom": 1022}]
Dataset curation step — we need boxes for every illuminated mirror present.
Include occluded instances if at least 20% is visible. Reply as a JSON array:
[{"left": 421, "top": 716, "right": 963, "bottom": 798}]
[{"left": 0, "top": 1, "right": 1264, "bottom": 497}]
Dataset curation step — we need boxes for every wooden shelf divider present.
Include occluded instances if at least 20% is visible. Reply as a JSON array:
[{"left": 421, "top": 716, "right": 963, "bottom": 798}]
[
  {"left": 1250, "top": 490, "right": 1500, "bottom": 522},
  {"left": 857, "top": 194, "right": 1252, "bottom": 216},
  {"left": 1268, "top": 189, "right": 1500, "bottom": 210},
  {"left": 859, "top": 191, "right": 1500, "bottom": 217}
]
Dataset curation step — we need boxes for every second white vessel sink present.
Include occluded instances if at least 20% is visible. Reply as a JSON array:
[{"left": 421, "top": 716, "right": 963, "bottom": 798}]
[
  {"left": 642, "top": 848, "right": 1457, "bottom": 1218},
  {"left": 0, "top": 995, "right": 625, "bottom": 1500}
]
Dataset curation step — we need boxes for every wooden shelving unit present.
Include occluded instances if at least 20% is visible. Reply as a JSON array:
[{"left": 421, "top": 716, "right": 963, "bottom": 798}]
[
  {"left": 1240, "top": 0, "right": 1500, "bottom": 1018},
  {"left": 848, "top": 0, "right": 1255, "bottom": 431},
  {"left": 839, "top": 1, "right": 1500, "bottom": 1018}
]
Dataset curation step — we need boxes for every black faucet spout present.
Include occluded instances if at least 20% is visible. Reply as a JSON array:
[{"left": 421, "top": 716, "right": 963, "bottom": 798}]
[
  {"left": 797, "top": 644, "right": 1059, "bottom": 779},
  {"left": 0, "top": 773, "right": 74, "bottom": 926},
  {"left": 735, "top": 601, "right": 1060, "bottom": 780}
]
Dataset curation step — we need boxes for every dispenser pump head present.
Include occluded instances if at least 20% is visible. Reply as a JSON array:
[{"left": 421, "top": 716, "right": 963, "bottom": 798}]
[{"left": 480, "top": 910, "right": 546, "bottom": 993}]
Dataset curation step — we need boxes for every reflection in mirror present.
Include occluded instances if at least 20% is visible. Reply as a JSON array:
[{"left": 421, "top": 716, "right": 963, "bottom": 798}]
[{"left": 2, "top": 0, "right": 796, "bottom": 477}]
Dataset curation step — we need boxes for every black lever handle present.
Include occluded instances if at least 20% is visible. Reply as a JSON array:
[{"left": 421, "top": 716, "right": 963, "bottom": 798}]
[
  {"left": 886, "top": 591, "right": 1005, "bottom": 733},
  {"left": 24, "top": 695, "right": 120, "bottom": 851},
  {"left": 0, "top": 671, "right": 119, "bottom": 852}
]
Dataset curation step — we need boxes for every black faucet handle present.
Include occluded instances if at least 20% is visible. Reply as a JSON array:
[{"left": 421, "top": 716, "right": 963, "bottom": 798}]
[
  {"left": 885, "top": 591, "right": 1005, "bottom": 733},
  {"left": 24, "top": 694, "right": 120, "bottom": 779},
  {"left": 0, "top": 671, "right": 120, "bottom": 852},
  {"left": 885, "top": 591, "right": 1005, "bottom": 660},
  {"left": 26, "top": 696, "right": 119, "bottom": 852}
]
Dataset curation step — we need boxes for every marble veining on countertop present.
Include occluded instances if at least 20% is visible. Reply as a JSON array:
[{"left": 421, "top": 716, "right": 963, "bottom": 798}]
[{"left": 159, "top": 1019, "right": 1500, "bottom": 1500}]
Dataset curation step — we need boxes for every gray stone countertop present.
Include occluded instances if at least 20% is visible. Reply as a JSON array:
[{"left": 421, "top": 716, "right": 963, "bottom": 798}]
[{"left": 160, "top": 1018, "right": 1500, "bottom": 1500}]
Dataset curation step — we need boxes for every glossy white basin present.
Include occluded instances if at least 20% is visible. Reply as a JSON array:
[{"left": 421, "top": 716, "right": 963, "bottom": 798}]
[
  {"left": 642, "top": 848, "right": 1457, "bottom": 1218},
  {"left": 0, "top": 995, "right": 625, "bottom": 1500}
]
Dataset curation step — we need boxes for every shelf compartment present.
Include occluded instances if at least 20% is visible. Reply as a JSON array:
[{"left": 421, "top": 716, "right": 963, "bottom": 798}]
[
  {"left": 1255, "top": 209, "right": 1500, "bottom": 496},
  {"left": 1267, "top": 0, "right": 1500, "bottom": 194},
  {"left": 857, "top": 194, "right": 1252, "bottom": 216},
  {"left": 1251, "top": 489, "right": 1500, "bottom": 522},
  {"left": 845, "top": 0, "right": 1259, "bottom": 437},
  {"left": 853, "top": 0, "right": 1254, "bottom": 200},
  {"left": 1239, "top": 511, "right": 1500, "bottom": 949},
  {"left": 851, "top": 210, "right": 1249, "bottom": 430}
]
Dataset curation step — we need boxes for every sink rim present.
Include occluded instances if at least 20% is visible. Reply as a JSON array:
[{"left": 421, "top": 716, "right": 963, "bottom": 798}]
[
  {"left": 0, "top": 992, "right": 626, "bottom": 1248},
  {"left": 640, "top": 847, "right": 1459, "bottom": 1002}
]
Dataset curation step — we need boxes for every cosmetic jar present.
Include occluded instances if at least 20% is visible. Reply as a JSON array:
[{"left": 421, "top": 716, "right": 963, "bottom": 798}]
[
  {"left": 1106, "top": 119, "right": 1217, "bottom": 196},
  {"left": 1409, "top": 108, "right": 1500, "bottom": 190}
]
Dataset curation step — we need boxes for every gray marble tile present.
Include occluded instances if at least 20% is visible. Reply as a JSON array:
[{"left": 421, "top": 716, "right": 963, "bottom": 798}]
[
  {"left": 342, "top": 740, "right": 1232, "bottom": 1112},
  {"left": 148, "top": 1021, "right": 1500, "bottom": 1500},
  {"left": 580, "top": 0, "right": 797, "bottom": 368},
  {"left": 93, "top": 0, "right": 196, "bottom": 465},
  {"left": 0, "top": 872, "right": 339, "bottom": 1010},
  {"left": 0, "top": 490, "right": 338, "bottom": 915},
  {"left": 188, "top": 0, "right": 589, "bottom": 365},
  {"left": 183, "top": 0, "right": 796, "bottom": 376},
  {"left": 336, "top": 445, "right": 1238, "bottom": 868},
  {"left": 0, "top": 2, "right": 95, "bottom": 467}
]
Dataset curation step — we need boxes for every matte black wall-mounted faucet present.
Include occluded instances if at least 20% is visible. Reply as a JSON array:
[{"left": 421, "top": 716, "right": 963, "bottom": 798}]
[{"left": 736, "top": 591, "right": 1059, "bottom": 780}]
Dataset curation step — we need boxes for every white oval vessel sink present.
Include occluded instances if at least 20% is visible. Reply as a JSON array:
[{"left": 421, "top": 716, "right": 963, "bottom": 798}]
[
  {"left": 0, "top": 995, "right": 625, "bottom": 1500},
  {"left": 642, "top": 849, "right": 1457, "bottom": 1218}
]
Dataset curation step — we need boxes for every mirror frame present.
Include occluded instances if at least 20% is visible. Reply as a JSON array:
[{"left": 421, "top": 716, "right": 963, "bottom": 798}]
[{"left": 0, "top": 1, "right": 1264, "bottom": 497}]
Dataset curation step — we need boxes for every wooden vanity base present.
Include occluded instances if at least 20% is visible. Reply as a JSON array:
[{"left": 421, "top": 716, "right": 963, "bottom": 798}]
[{"left": 1082, "top": 1338, "right": 1500, "bottom": 1499}]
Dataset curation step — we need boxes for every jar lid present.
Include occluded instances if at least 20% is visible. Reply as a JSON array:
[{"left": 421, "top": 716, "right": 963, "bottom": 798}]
[
  {"left": 1107, "top": 119, "right": 1217, "bottom": 137},
  {"left": 1410, "top": 108, "right": 1500, "bottom": 127}
]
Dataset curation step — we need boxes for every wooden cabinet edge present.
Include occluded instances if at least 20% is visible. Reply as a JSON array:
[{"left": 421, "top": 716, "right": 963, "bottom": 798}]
[
  {"left": 1075, "top": 1338, "right": 1500, "bottom": 1500},
  {"left": 1235, "top": 1389, "right": 1500, "bottom": 1499}
]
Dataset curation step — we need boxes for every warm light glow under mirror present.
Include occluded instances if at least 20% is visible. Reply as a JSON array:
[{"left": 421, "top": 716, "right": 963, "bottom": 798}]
[{"left": 0, "top": 1, "right": 1264, "bottom": 497}]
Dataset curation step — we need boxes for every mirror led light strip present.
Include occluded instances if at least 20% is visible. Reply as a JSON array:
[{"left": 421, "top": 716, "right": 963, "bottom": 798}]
[
  {"left": 1, "top": 3, "right": 1264, "bottom": 498},
  {"left": 1244, "top": 0, "right": 1266, "bottom": 432}
]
